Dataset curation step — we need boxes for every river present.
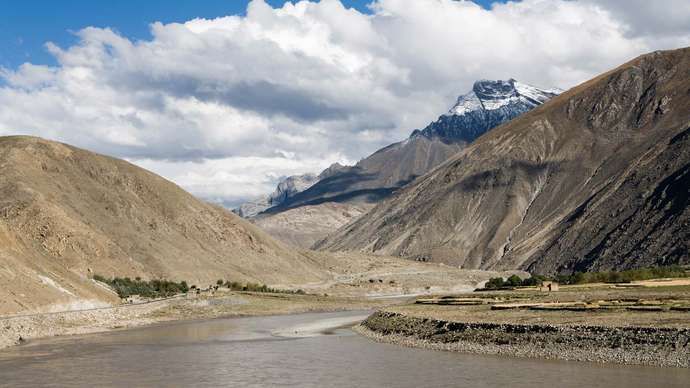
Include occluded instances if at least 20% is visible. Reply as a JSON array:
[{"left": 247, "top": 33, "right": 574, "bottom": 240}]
[{"left": 0, "top": 310, "right": 688, "bottom": 387}]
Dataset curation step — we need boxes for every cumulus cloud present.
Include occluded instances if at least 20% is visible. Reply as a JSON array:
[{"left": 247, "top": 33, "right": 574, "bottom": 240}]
[{"left": 0, "top": 0, "right": 688, "bottom": 206}]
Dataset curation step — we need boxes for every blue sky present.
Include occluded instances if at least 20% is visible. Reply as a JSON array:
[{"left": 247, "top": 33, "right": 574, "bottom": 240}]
[{"left": 0, "top": 0, "right": 502, "bottom": 68}]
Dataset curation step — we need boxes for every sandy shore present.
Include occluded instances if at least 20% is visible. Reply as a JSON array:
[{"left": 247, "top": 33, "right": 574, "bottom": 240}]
[
  {"left": 0, "top": 292, "right": 389, "bottom": 350},
  {"left": 357, "top": 310, "right": 690, "bottom": 368}
]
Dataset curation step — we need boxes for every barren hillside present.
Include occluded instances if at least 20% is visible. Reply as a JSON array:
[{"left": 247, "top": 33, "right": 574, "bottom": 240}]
[
  {"left": 317, "top": 48, "right": 690, "bottom": 275},
  {"left": 0, "top": 136, "right": 333, "bottom": 314},
  {"left": 0, "top": 136, "right": 504, "bottom": 315}
]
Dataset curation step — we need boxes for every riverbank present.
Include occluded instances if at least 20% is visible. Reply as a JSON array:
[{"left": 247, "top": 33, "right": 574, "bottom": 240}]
[
  {"left": 357, "top": 311, "right": 690, "bottom": 367},
  {"left": 0, "top": 291, "right": 390, "bottom": 350},
  {"left": 357, "top": 283, "right": 690, "bottom": 368}
]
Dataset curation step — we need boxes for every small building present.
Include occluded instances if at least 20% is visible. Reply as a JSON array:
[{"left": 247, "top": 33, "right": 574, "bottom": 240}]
[{"left": 540, "top": 281, "right": 559, "bottom": 292}]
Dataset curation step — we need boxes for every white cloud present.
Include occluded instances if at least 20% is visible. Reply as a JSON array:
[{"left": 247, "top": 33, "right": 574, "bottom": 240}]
[
  {"left": 131, "top": 153, "right": 352, "bottom": 208},
  {"left": 0, "top": 0, "right": 688, "bottom": 206}
]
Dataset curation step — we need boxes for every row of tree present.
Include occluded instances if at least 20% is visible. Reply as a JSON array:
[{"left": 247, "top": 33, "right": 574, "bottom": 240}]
[
  {"left": 215, "top": 279, "right": 305, "bottom": 294},
  {"left": 482, "top": 265, "right": 688, "bottom": 290},
  {"left": 93, "top": 275, "right": 189, "bottom": 298}
]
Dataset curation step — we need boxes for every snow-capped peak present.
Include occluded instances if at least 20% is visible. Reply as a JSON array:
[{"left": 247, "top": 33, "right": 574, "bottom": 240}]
[
  {"left": 412, "top": 79, "right": 560, "bottom": 144},
  {"left": 445, "top": 79, "right": 560, "bottom": 117}
]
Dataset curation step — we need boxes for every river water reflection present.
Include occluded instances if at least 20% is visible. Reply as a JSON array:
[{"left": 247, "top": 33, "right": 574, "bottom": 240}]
[{"left": 0, "top": 310, "right": 688, "bottom": 387}]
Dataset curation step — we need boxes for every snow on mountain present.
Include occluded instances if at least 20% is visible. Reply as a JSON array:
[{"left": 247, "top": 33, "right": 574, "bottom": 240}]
[
  {"left": 237, "top": 79, "right": 559, "bottom": 219},
  {"left": 447, "top": 79, "right": 559, "bottom": 116},
  {"left": 234, "top": 173, "right": 319, "bottom": 218},
  {"left": 414, "top": 79, "right": 560, "bottom": 143}
]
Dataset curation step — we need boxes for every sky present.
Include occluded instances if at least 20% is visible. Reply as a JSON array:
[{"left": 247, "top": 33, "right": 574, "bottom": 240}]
[{"left": 1, "top": 0, "right": 689, "bottom": 207}]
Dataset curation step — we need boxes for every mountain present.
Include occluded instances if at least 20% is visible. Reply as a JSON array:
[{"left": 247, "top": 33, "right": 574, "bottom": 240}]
[
  {"left": 253, "top": 80, "right": 558, "bottom": 248},
  {"left": 412, "top": 79, "right": 560, "bottom": 143},
  {"left": 234, "top": 173, "right": 319, "bottom": 218},
  {"left": 316, "top": 48, "right": 690, "bottom": 275},
  {"left": 0, "top": 136, "right": 512, "bottom": 315},
  {"left": 0, "top": 136, "right": 334, "bottom": 314},
  {"left": 253, "top": 202, "right": 372, "bottom": 248}
]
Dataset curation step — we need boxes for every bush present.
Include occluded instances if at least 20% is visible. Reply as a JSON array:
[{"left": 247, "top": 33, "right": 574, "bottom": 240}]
[
  {"left": 506, "top": 275, "right": 523, "bottom": 287},
  {"left": 484, "top": 277, "right": 506, "bottom": 290},
  {"left": 93, "top": 274, "right": 107, "bottom": 283},
  {"left": 222, "top": 279, "right": 307, "bottom": 295},
  {"left": 554, "top": 265, "right": 687, "bottom": 285},
  {"left": 520, "top": 275, "right": 546, "bottom": 287},
  {"left": 94, "top": 275, "right": 189, "bottom": 299}
]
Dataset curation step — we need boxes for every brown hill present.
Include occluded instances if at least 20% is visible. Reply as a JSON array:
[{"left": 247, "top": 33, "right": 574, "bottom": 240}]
[
  {"left": 316, "top": 48, "right": 690, "bottom": 275},
  {"left": 0, "top": 136, "right": 506, "bottom": 315},
  {"left": 0, "top": 136, "right": 333, "bottom": 314}
]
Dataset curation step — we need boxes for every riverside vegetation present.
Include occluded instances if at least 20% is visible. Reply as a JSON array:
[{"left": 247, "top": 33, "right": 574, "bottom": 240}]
[
  {"left": 93, "top": 275, "right": 190, "bottom": 299},
  {"left": 482, "top": 266, "right": 689, "bottom": 290},
  {"left": 93, "top": 275, "right": 305, "bottom": 299}
]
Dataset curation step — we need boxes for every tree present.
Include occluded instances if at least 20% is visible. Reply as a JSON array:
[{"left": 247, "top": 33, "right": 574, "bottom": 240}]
[
  {"left": 485, "top": 277, "right": 505, "bottom": 289},
  {"left": 506, "top": 275, "right": 522, "bottom": 287}
]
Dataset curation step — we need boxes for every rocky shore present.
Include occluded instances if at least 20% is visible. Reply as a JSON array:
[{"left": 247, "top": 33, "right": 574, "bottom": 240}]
[{"left": 357, "top": 311, "right": 690, "bottom": 368}]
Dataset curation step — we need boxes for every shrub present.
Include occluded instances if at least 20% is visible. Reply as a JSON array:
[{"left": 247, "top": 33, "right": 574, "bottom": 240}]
[
  {"left": 221, "top": 279, "right": 306, "bottom": 295},
  {"left": 94, "top": 275, "right": 190, "bottom": 299},
  {"left": 93, "top": 274, "right": 107, "bottom": 283},
  {"left": 484, "top": 277, "right": 506, "bottom": 290},
  {"left": 534, "top": 265, "right": 687, "bottom": 286},
  {"left": 506, "top": 275, "right": 523, "bottom": 287},
  {"left": 520, "top": 275, "right": 546, "bottom": 287}
]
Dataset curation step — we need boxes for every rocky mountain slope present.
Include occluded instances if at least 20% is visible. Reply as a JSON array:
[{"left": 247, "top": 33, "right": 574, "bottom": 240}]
[
  {"left": 255, "top": 80, "right": 557, "bottom": 248},
  {"left": 234, "top": 173, "right": 319, "bottom": 218},
  {"left": 317, "top": 48, "right": 690, "bottom": 274}
]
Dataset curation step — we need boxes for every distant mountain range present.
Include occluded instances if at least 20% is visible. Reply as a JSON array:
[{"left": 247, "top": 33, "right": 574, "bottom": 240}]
[
  {"left": 317, "top": 48, "right": 690, "bottom": 275},
  {"left": 239, "top": 79, "right": 559, "bottom": 248}
]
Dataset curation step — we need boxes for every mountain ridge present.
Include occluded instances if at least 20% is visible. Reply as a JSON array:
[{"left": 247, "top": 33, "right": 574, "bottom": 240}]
[
  {"left": 249, "top": 80, "right": 557, "bottom": 248},
  {"left": 316, "top": 48, "right": 690, "bottom": 274}
]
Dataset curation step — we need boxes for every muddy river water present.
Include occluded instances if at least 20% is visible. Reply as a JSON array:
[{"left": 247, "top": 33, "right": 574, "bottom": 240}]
[{"left": 1, "top": 310, "right": 689, "bottom": 387}]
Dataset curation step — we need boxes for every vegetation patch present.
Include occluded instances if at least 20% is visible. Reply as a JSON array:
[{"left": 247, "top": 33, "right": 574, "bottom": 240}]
[
  {"left": 93, "top": 275, "right": 189, "bottom": 299},
  {"left": 218, "top": 279, "right": 305, "bottom": 295},
  {"left": 482, "top": 266, "right": 689, "bottom": 290},
  {"left": 483, "top": 274, "right": 546, "bottom": 290},
  {"left": 553, "top": 266, "right": 688, "bottom": 285}
]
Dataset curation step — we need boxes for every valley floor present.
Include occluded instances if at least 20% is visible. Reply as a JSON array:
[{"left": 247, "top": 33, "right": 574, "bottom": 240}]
[{"left": 357, "top": 280, "right": 690, "bottom": 368}]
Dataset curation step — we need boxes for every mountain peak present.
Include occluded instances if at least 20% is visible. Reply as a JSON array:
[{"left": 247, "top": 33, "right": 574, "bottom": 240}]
[
  {"left": 472, "top": 78, "right": 518, "bottom": 100},
  {"left": 413, "top": 79, "right": 560, "bottom": 143},
  {"left": 448, "top": 79, "right": 559, "bottom": 116}
]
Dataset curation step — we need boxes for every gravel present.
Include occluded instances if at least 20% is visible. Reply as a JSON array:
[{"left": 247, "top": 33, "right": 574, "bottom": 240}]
[{"left": 357, "top": 311, "right": 690, "bottom": 368}]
